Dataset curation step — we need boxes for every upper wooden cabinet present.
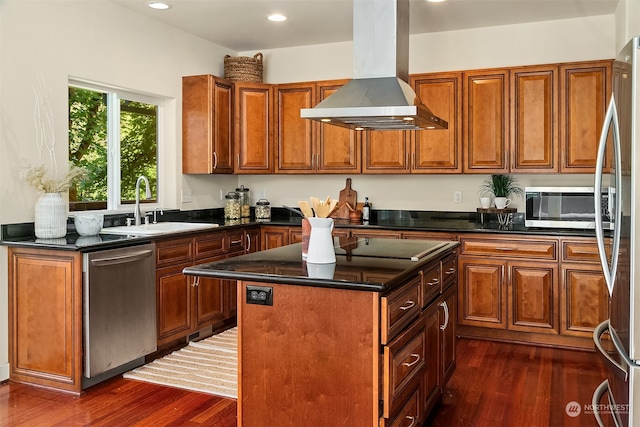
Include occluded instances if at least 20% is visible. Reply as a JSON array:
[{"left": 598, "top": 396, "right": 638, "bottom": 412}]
[
  {"left": 275, "top": 80, "right": 360, "bottom": 174},
  {"left": 410, "top": 72, "right": 463, "bottom": 173},
  {"left": 510, "top": 65, "right": 559, "bottom": 172},
  {"left": 463, "top": 69, "right": 509, "bottom": 173},
  {"left": 234, "top": 82, "right": 274, "bottom": 174},
  {"left": 559, "top": 60, "right": 612, "bottom": 173},
  {"left": 182, "top": 75, "right": 234, "bottom": 174},
  {"left": 362, "top": 130, "right": 412, "bottom": 173}
]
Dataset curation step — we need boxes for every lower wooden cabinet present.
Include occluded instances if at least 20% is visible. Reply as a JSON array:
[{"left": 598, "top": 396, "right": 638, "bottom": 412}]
[
  {"left": 8, "top": 247, "right": 83, "bottom": 394},
  {"left": 457, "top": 234, "right": 607, "bottom": 349},
  {"left": 157, "top": 229, "right": 254, "bottom": 345}
]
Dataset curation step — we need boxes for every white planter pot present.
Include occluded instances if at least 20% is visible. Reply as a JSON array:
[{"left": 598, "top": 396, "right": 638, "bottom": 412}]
[{"left": 34, "top": 192, "right": 68, "bottom": 238}]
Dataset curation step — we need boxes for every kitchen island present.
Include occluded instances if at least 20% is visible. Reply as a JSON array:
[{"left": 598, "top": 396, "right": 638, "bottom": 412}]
[{"left": 183, "top": 237, "right": 459, "bottom": 427}]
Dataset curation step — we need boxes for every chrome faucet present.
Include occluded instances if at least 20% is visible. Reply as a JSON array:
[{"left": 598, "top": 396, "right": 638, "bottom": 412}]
[{"left": 134, "top": 175, "right": 151, "bottom": 225}]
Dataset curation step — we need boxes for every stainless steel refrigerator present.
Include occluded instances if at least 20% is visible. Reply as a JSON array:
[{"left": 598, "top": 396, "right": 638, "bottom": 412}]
[{"left": 592, "top": 36, "right": 640, "bottom": 426}]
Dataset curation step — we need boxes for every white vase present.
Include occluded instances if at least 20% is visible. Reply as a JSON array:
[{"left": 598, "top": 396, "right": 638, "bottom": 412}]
[{"left": 35, "top": 192, "right": 68, "bottom": 238}]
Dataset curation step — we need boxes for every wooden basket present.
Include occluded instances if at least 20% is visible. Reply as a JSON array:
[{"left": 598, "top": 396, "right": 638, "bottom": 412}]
[{"left": 224, "top": 52, "right": 263, "bottom": 82}]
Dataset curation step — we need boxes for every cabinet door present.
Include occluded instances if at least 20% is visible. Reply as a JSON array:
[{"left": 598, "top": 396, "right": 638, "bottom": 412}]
[
  {"left": 560, "top": 60, "right": 612, "bottom": 173},
  {"left": 363, "top": 130, "right": 411, "bottom": 173},
  {"left": 510, "top": 65, "right": 558, "bottom": 172},
  {"left": 410, "top": 72, "right": 462, "bottom": 173},
  {"left": 194, "top": 256, "right": 227, "bottom": 329},
  {"left": 458, "top": 258, "right": 506, "bottom": 328},
  {"left": 182, "top": 75, "right": 234, "bottom": 174},
  {"left": 244, "top": 226, "right": 261, "bottom": 254},
  {"left": 260, "top": 226, "right": 289, "bottom": 250},
  {"left": 316, "top": 80, "right": 361, "bottom": 173},
  {"left": 157, "top": 264, "right": 194, "bottom": 344},
  {"left": 561, "top": 265, "right": 608, "bottom": 336},
  {"left": 423, "top": 302, "right": 441, "bottom": 417},
  {"left": 463, "top": 69, "right": 509, "bottom": 173},
  {"left": 440, "top": 287, "right": 457, "bottom": 387},
  {"left": 508, "top": 262, "right": 559, "bottom": 334},
  {"left": 9, "top": 248, "right": 83, "bottom": 393},
  {"left": 234, "top": 82, "right": 273, "bottom": 173},
  {"left": 275, "top": 82, "right": 316, "bottom": 173}
]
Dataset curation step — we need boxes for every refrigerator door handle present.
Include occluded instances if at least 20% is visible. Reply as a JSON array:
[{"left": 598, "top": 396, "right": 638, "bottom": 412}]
[
  {"left": 593, "top": 320, "right": 629, "bottom": 380},
  {"left": 594, "top": 95, "right": 622, "bottom": 297},
  {"left": 592, "top": 379, "right": 623, "bottom": 427}
]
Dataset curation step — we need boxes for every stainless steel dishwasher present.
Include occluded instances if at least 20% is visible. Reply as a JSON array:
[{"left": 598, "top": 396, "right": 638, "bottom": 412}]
[{"left": 82, "top": 243, "right": 156, "bottom": 387}]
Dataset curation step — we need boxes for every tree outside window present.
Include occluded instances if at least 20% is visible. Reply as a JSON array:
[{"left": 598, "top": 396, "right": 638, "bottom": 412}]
[{"left": 68, "top": 83, "right": 159, "bottom": 212}]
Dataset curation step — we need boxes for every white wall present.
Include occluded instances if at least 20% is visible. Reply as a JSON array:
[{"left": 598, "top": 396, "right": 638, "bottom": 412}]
[{"left": 0, "top": 2, "right": 621, "bottom": 382}]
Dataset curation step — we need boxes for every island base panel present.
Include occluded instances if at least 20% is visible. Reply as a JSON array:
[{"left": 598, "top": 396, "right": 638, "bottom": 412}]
[{"left": 238, "top": 281, "right": 380, "bottom": 427}]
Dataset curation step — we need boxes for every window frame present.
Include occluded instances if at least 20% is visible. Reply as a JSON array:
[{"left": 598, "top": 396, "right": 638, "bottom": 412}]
[{"left": 68, "top": 78, "right": 164, "bottom": 214}]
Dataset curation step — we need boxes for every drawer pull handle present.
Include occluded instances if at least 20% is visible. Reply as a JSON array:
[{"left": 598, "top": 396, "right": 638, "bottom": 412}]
[
  {"left": 404, "top": 416, "right": 417, "bottom": 427},
  {"left": 231, "top": 240, "right": 243, "bottom": 245},
  {"left": 402, "top": 354, "right": 421, "bottom": 368},
  {"left": 496, "top": 247, "right": 516, "bottom": 251},
  {"left": 445, "top": 268, "right": 455, "bottom": 275},
  {"left": 399, "top": 300, "right": 416, "bottom": 311},
  {"left": 428, "top": 278, "right": 439, "bottom": 286}
]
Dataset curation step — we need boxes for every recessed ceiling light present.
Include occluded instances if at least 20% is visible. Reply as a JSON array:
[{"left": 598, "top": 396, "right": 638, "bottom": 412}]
[
  {"left": 427, "top": 0, "right": 446, "bottom": 2},
  {"left": 267, "top": 14, "right": 287, "bottom": 22},
  {"left": 146, "top": 1, "right": 171, "bottom": 10}
]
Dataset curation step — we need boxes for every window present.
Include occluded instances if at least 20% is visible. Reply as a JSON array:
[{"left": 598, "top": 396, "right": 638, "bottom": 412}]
[{"left": 68, "top": 80, "right": 160, "bottom": 212}]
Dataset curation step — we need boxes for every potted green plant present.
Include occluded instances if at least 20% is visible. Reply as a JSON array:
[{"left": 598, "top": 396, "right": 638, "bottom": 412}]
[{"left": 479, "top": 174, "right": 524, "bottom": 209}]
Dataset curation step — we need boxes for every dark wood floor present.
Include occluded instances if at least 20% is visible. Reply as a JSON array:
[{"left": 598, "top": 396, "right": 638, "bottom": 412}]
[{"left": 0, "top": 338, "right": 606, "bottom": 426}]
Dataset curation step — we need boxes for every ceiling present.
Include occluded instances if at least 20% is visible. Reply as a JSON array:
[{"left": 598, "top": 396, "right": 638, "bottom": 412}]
[{"left": 109, "top": 0, "right": 618, "bottom": 52}]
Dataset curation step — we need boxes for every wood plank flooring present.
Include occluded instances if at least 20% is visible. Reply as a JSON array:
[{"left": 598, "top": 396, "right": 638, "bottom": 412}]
[{"left": 0, "top": 338, "right": 606, "bottom": 426}]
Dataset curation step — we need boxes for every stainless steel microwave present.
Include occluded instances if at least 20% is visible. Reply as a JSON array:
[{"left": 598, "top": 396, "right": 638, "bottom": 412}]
[{"left": 525, "top": 187, "right": 614, "bottom": 229}]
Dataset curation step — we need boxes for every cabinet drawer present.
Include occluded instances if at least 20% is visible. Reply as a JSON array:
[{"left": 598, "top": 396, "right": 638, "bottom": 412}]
[
  {"left": 460, "top": 238, "right": 557, "bottom": 260},
  {"left": 380, "top": 383, "right": 421, "bottom": 427},
  {"left": 382, "top": 316, "right": 426, "bottom": 419},
  {"left": 561, "top": 239, "right": 610, "bottom": 264},
  {"left": 194, "top": 233, "right": 225, "bottom": 260},
  {"left": 381, "top": 278, "right": 421, "bottom": 345},
  {"left": 441, "top": 254, "right": 457, "bottom": 292},
  {"left": 421, "top": 264, "right": 441, "bottom": 307},
  {"left": 156, "top": 237, "right": 193, "bottom": 267},
  {"left": 226, "top": 230, "right": 246, "bottom": 255}
]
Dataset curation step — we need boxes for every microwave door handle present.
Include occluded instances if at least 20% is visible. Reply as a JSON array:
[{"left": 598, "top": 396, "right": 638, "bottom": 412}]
[{"left": 595, "top": 96, "right": 619, "bottom": 297}]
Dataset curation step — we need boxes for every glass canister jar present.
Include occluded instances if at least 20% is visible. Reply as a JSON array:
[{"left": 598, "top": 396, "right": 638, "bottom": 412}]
[
  {"left": 224, "top": 192, "right": 241, "bottom": 219},
  {"left": 236, "top": 185, "right": 251, "bottom": 218},
  {"left": 255, "top": 198, "right": 271, "bottom": 221}
]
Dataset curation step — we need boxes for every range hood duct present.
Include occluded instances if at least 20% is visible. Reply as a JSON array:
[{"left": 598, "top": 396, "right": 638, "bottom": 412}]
[{"left": 300, "top": 0, "right": 447, "bottom": 131}]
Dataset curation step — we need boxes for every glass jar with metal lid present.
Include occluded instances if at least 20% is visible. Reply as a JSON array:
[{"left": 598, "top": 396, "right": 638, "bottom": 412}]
[
  {"left": 236, "top": 185, "right": 251, "bottom": 218},
  {"left": 224, "top": 192, "right": 241, "bottom": 219},
  {"left": 255, "top": 198, "right": 271, "bottom": 221}
]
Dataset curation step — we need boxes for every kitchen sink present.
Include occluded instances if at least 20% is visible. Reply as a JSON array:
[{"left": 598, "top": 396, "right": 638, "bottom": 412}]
[{"left": 100, "top": 222, "right": 219, "bottom": 236}]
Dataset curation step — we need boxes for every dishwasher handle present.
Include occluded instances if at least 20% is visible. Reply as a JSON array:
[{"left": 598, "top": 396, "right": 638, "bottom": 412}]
[{"left": 90, "top": 249, "right": 154, "bottom": 267}]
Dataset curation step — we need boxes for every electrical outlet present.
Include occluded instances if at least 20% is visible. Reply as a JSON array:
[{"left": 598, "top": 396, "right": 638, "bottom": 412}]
[
  {"left": 181, "top": 190, "right": 193, "bottom": 203},
  {"left": 257, "top": 189, "right": 266, "bottom": 200},
  {"left": 454, "top": 191, "right": 463, "bottom": 203},
  {"left": 246, "top": 285, "right": 273, "bottom": 306},
  {"left": 219, "top": 188, "right": 227, "bottom": 200}
]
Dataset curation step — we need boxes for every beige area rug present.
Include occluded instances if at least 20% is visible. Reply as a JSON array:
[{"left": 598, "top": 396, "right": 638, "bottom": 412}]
[{"left": 123, "top": 327, "right": 238, "bottom": 398}]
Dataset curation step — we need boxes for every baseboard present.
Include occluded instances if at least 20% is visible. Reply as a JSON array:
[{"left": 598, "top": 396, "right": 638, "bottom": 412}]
[{"left": 0, "top": 362, "right": 9, "bottom": 382}]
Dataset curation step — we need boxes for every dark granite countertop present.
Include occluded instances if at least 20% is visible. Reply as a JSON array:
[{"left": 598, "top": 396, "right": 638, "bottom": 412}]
[
  {"left": 0, "top": 207, "right": 600, "bottom": 251},
  {"left": 183, "top": 238, "right": 460, "bottom": 293}
]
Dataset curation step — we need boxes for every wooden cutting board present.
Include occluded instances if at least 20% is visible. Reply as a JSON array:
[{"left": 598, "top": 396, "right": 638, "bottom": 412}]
[
  {"left": 332, "top": 178, "right": 357, "bottom": 219},
  {"left": 339, "top": 178, "right": 357, "bottom": 209}
]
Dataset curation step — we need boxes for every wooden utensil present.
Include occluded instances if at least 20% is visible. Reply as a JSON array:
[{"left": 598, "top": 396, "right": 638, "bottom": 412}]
[{"left": 298, "top": 201, "right": 314, "bottom": 218}]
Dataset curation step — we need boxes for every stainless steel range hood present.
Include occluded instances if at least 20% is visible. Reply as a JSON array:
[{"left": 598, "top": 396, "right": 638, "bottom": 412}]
[{"left": 300, "top": 0, "right": 447, "bottom": 131}]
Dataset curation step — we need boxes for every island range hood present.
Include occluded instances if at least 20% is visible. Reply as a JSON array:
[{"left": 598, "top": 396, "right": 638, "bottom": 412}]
[{"left": 300, "top": 0, "right": 447, "bottom": 131}]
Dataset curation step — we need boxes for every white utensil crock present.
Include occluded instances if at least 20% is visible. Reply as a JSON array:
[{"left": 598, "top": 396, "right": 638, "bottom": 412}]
[{"left": 306, "top": 217, "right": 336, "bottom": 264}]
